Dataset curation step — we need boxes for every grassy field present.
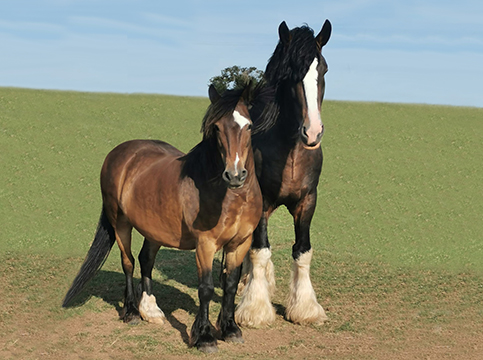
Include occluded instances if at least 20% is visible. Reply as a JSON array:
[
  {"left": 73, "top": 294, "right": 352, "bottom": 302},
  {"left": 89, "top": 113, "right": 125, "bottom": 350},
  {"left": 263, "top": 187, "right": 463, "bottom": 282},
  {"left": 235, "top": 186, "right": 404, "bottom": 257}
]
[{"left": 1, "top": 87, "right": 482, "bottom": 359}]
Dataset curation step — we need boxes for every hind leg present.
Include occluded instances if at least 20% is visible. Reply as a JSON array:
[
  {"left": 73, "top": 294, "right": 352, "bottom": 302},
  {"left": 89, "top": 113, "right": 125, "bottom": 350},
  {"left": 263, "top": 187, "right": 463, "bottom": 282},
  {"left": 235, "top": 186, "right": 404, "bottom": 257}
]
[
  {"left": 138, "top": 238, "right": 165, "bottom": 324},
  {"left": 286, "top": 192, "right": 327, "bottom": 325},
  {"left": 235, "top": 214, "right": 276, "bottom": 328},
  {"left": 115, "top": 220, "right": 140, "bottom": 323}
]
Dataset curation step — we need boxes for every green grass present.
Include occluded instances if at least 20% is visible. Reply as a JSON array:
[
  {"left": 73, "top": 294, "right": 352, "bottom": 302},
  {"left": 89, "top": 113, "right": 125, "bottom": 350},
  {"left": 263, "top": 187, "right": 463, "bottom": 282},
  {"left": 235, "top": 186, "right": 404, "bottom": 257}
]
[
  {"left": 1, "top": 87, "right": 481, "bottom": 272},
  {"left": 0, "top": 88, "right": 207, "bottom": 256},
  {"left": 1, "top": 87, "right": 482, "bottom": 358},
  {"left": 318, "top": 101, "right": 483, "bottom": 272}
]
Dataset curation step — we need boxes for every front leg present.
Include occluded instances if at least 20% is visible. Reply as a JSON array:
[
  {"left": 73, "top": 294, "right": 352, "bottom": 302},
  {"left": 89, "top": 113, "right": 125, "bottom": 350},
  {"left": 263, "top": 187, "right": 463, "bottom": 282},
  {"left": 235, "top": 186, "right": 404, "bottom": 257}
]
[
  {"left": 235, "top": 215, "right": 276, "bottom": 328},
  {"left": 217, "top": 237, "right": 253, "bottom": 342},
  {"left": 286, "top": 191, "right": 328, "bottom": 325},
  {"left": 190, "top": 242, "right": 218, "bottom": 353}
]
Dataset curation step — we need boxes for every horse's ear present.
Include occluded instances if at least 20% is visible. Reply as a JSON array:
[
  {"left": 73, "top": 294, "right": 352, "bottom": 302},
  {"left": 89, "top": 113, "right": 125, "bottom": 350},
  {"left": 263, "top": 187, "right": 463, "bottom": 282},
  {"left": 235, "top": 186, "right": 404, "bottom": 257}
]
[
  {"left": 278, "top": 21, "right": 291, "bottom": 46},
  {"left": 315, "top": 19, "right": 332, "bottom": 51},
  {"left": 208, "top": 84, "right": 221, "bottom": 104}
]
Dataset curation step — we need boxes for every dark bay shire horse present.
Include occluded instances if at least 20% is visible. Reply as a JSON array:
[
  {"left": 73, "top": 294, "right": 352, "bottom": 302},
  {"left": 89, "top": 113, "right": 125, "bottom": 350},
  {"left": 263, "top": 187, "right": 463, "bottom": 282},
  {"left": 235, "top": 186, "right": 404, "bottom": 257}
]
[
  {"left": 235, "top": 20, "right": 332, "bottom": 327},
  {"left": 63, "top": 85, "right": 268, "bottom": 353}
]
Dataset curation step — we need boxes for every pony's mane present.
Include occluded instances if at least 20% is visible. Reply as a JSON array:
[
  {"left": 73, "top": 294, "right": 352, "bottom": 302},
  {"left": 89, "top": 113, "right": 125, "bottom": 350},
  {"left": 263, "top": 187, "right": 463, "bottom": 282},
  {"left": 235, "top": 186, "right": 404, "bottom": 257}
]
[
  {"left": 265, "top": 25, "right": 320, "bottom": 87},
  {"left": 200, "top": 87, "right": 246, "bottom": 140}
]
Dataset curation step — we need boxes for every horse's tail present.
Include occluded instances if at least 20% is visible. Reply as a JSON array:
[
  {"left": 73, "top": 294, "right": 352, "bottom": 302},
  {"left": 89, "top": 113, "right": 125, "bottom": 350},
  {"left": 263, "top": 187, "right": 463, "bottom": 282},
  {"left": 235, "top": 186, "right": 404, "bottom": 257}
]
[{"left": 62, "top": 209, "right": 116, "bottom": 307}]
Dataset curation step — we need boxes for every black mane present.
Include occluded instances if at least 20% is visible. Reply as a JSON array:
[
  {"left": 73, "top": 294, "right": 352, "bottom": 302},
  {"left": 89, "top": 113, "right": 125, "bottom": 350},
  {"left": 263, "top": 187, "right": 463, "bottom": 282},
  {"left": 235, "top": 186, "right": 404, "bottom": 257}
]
[
  {"left": 250, "top": 25, "right": 321, "bottom": 136},
  {"left": 265, "top": 25, "right": 320, "bottom": 87}
]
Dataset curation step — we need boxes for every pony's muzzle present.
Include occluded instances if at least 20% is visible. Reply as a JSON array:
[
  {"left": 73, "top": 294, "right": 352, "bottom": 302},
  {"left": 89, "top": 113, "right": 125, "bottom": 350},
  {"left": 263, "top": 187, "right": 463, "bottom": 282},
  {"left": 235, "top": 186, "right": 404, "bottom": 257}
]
[{"left": 223, "top": 168, "right": 248, "bottom": 188}]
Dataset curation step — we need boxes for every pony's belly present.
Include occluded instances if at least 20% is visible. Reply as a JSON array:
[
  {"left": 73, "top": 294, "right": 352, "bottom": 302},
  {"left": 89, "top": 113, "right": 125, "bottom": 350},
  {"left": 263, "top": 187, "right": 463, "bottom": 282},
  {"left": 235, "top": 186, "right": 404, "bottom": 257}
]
[{"left": 133, "top": 220, "right": 197, "bottom": 250}]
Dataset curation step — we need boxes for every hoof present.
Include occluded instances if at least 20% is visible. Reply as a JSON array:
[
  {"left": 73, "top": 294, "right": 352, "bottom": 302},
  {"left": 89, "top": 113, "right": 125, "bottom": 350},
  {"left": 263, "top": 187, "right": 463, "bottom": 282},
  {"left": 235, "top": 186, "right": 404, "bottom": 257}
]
[
  {"left": 123, "top": 314, "right": 141, "bottom": 325},
  {"left": 285, "top": 302, "right": 328, "bottom": 325},
  {"left": 191, "top": 323, "right": 218, "bottom": 353},
  {"left": 197, "top": 342, "right": 218, "bottom": 353},
  {"left": 218, "top": 318, "right": 244, "bottom": 343},
  {"left": 121, "top": 307, "right": 141, "bottom": 325},
  {"left": 235, "top": 300, "right": 276, "bottom": 328},
  {"left": 138, "top": 292, "right": 166, "bottom": 325},
  {"left": 147, "top": 316, "right": 165, "bottom": 325},
  {"left": 224, "top": 333, "right": 244, "bottom": 344}
]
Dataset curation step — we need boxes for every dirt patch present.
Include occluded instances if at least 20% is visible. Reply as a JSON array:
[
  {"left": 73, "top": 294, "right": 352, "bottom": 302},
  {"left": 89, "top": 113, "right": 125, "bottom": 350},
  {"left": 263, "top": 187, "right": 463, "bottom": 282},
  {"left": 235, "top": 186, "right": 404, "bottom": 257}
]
[
  {"left": 2, "top": 301, "right": 482, "bottom": 360},
  {"left": 2, "top": 255, "right": 482, "bottom": 360}
]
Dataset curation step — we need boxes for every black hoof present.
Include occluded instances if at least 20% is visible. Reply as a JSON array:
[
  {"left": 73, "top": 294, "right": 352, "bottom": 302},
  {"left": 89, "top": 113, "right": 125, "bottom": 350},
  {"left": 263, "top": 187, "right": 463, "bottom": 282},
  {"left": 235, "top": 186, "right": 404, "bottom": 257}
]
[
  {"left": 197, "top": 342, "right": 218, "bottom": 353},
  {"left": 124, "top": 315, "right": 141, "bottom": 325},
  {"left": 121, "top": 308, "right": 141, "bottom": 324},
  {"left": 192, "top": 330, "right": 218, "bottom": 353},
  {"left": 219, "top": 318, "right": 243, "bottom": 343},
  {"left": 223, "top": 333, "right": 244, "bottom": 344}
]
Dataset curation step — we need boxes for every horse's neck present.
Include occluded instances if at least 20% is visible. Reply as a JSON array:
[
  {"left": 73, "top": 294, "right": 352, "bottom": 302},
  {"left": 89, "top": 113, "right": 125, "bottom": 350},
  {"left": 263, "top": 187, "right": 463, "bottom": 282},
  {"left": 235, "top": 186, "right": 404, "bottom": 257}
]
[
  {"left": 181, "top": 139, "right": 224, "bottom": 185},
  {"left": 268, "top": 103, "right": 300, "bottom": 147}
]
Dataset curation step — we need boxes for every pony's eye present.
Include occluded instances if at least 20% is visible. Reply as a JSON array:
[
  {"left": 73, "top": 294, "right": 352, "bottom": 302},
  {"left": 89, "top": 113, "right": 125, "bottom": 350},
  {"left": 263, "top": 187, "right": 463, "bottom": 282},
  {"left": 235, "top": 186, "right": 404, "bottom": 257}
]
[
  {"left": 214, "top": 125, "right": 220, "bottom": 132},
  {"left": 247, "top": 124, "right": 252, "bottom": 131}
]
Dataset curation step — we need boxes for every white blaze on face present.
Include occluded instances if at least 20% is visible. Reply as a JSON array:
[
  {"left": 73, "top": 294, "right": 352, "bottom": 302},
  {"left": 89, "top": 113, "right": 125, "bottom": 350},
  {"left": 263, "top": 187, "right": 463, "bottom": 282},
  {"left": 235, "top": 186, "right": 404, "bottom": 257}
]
[
  {"left": 233, "top": 110, "right": 250, "bottom": 129},
  {"left": 302, "top": 57, "right": 323, "bottom": 143}
]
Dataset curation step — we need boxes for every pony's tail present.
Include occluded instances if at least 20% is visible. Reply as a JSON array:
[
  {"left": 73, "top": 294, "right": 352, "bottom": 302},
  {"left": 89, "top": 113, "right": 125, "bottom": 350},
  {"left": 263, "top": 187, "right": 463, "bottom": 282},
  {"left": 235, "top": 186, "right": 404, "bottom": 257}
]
[{"left": 62, "top": 209, "right": 116, "bottom": 307}]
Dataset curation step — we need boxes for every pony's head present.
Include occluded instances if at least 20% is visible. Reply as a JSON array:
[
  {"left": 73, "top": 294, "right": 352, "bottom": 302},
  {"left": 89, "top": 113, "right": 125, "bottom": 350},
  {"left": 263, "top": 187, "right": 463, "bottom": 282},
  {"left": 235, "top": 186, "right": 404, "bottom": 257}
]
[
  {"left": 265, "top": 20, "right": 331, "bottom": 149},
  {"left": 202, "top": 84, "right": 254, "bottom": 189}
]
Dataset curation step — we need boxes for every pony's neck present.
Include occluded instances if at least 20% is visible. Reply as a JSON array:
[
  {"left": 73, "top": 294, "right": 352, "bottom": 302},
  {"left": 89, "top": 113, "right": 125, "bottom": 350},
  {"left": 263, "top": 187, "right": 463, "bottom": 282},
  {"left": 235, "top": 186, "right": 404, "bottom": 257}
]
[{"left": 180, "top": 138, "right": 224, "bottom": 186}]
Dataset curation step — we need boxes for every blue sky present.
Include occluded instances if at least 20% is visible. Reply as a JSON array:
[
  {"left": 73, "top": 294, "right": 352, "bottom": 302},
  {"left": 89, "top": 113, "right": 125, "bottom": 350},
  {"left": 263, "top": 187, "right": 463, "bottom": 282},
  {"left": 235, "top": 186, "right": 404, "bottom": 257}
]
[{"left": 1, "top": 0, "right": 482, "bottom": 107}]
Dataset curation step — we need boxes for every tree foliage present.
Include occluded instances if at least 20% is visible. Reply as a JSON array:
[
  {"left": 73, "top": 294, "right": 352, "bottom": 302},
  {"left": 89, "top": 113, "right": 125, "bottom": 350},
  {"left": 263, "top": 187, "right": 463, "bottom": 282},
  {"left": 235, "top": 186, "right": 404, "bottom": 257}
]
[{"left": 209, "top": 66, "right": 264, "bottom": 94}]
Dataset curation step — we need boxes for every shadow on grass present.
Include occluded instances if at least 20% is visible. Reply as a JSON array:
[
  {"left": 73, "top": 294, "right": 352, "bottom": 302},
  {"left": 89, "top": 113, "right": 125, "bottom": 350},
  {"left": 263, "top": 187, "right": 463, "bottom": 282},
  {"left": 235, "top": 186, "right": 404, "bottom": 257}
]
[
  {"left": 65, "top": 248, "right": 225, "bottom": 344},
  {"left": 153, "top": 248, "right": 224, "bottom": 288}
]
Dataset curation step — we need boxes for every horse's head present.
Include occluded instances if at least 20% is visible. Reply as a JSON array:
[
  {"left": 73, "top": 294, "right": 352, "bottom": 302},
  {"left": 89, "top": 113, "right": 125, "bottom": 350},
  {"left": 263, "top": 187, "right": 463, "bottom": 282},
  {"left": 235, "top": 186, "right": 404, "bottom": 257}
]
[
  {"left": 206, "top": 84, "right": 253, "bottom": 189},
  {"left": 266, "top": 20, "right": 332, "bottom": 149}
]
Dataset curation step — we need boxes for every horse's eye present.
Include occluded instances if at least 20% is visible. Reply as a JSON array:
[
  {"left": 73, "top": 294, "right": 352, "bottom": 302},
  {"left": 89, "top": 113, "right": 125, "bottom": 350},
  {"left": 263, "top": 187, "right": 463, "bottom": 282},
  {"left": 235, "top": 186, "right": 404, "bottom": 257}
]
[
  {"left": 214, "top": 125, "right": 220, "bottom": 133},
  {"left": 247, "top": 124, "right": 252, "bottom": 131}
]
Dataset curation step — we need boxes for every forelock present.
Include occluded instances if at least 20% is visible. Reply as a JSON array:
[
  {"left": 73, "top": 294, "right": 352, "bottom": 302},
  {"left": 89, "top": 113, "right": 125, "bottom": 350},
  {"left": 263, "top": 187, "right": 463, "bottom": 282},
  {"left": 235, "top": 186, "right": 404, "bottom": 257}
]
[{"left": 265, "top": 25, "right": 320, "bottom": 86}]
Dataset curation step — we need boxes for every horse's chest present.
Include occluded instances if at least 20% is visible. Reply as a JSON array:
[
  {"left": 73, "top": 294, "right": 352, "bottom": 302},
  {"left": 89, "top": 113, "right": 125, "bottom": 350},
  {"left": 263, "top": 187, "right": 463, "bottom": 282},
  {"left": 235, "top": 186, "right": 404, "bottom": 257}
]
[
  {"left": 217, "top": 195, "right": 256, "bottom": 239},
  {"left": 187, "top": 187, "right": 261, "bottom": 244},
  {"left": 277, "top": 147, "right": 322, "bottom": 203}
]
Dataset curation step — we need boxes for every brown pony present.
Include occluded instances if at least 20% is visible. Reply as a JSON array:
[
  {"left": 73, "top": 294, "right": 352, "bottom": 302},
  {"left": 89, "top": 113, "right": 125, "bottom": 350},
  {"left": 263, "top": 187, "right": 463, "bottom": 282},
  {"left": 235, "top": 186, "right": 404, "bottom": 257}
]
[{"left": 63, "top": 85, "right": 265, "bottom": 353}]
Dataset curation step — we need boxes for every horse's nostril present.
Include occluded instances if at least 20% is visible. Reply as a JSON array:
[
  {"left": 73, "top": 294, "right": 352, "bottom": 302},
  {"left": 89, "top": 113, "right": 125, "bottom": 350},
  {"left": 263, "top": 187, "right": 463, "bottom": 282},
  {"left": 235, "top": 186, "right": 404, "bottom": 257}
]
[
  {"left": 240, "top": 169, "right": 248, "bottom": 181},
  {"left": 223, "top": 171, "right": 232, "bottom": 182},
  {"left": 302, "top": 126, "right": 308, "bottom": 137}
]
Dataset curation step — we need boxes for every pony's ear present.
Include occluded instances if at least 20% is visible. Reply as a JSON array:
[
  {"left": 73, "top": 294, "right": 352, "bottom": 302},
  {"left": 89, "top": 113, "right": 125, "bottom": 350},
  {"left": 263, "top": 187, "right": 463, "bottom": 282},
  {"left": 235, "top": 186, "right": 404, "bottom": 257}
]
[
  {"left": 278, "top": 21, "right": 291, "bottom": 46},
  {"left": 208, "top": 84, "right": 221, "bottom": 104},
  {"left": 315, "top": 19, "right": 332, "bottom": 51}
]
